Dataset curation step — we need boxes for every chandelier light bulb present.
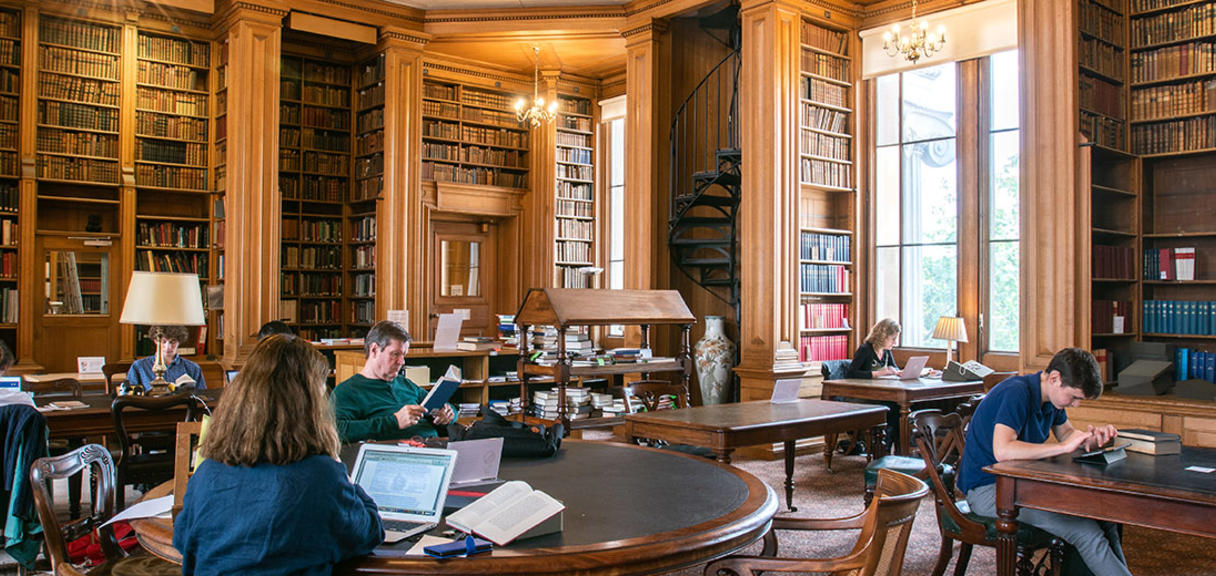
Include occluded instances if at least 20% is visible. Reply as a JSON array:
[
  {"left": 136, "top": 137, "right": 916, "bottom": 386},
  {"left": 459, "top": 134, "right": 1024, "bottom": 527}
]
[
  {"left": 516, "top": 46, "right": 558, "bottom": 127},
  {"left": 881, "top": 0, "right": 946, "bottom": 64}
]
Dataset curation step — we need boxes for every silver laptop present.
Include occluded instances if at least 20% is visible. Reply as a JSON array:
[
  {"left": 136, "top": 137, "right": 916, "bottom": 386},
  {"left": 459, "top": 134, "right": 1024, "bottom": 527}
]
[
  {"left": 877, "top": 355, "right": 929, "bottom": 380},
  {"left": 447, "top": 437, "right": 504, "bottom": 488},
  {"left": 350, "top": 444, "right": 458, "bottom": 543}
]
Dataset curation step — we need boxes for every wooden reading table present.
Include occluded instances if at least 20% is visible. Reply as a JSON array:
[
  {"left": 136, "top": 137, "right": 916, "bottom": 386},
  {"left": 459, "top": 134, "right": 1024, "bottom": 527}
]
[
  {"left": 131, "top": 440, "right": 777, "bottom": 576},
  {"left": 38, "top": 389, "right": 221, "bottom": 440},
  {"left": 820, "top": 377, "right": 984, "bottom": 454},
  {"left": 989, "top": 446, "right": 1216, "bottom": 576},
  {"left": 624, "top": 399, "right": 887, "bottom": 511}
]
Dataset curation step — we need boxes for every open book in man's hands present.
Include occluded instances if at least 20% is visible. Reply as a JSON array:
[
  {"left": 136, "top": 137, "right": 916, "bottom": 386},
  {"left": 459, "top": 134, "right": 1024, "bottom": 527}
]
[
  {"left": 443, "top": 480, "right": 564, "bottom": 545},
  {"left": 420, "top": 365, "right": 462, "bottom": 413}
]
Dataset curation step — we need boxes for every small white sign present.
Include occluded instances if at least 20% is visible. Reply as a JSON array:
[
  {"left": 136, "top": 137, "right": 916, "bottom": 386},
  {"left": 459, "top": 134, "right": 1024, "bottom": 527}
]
[
  {"left": 387, "top": 309, "right": 409, "bottom": 327},
  {"left": 77, "top": 356, "right": 105, "bottom": 374},
  {"left": 1112, "top": 316, "right": 1125, "bottom": 334},
  {"left": 771, "top": 378, "right": 801, "bottom": 404},
  {"left": 453, "top": 308, "right": 472, "bottom": 321}
]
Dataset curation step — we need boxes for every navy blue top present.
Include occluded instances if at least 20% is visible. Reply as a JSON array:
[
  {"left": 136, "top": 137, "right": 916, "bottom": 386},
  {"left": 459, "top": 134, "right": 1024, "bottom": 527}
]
[
  {"left": 957, "top": 372, "right": 1068, "bottom": 494},
  {"left": 124, "top": 355, "right": 206, "bottom": 393},
  {"left": 174, "top": 454, "right": 383, "bottom": 576}
]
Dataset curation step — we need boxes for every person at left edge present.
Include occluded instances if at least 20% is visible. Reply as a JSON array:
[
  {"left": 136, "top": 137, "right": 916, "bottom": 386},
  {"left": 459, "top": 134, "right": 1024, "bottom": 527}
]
[{"left": 123, "top": 325, "right": 206, "bottom": 394}]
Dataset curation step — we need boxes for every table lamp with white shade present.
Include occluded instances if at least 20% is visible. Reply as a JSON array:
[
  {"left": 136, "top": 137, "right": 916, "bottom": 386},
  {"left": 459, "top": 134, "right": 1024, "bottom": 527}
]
[
  {"left": 119, "top": 271, "right": 206, "bottom": 395},
  {"left": 932, "top": 316, "right": 968, "bottom": 364}
]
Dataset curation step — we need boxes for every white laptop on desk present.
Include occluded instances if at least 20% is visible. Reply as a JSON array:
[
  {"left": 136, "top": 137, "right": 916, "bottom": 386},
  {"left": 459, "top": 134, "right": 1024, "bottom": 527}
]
[
  {"left": 877, "top": 356, "right": 929, "bottom": 380},
  {"left": 448, "top": 437, "right": 504, "bottom": 488},
  {"left": 349, "top": 444, "right": 458, "bottom": 543}
]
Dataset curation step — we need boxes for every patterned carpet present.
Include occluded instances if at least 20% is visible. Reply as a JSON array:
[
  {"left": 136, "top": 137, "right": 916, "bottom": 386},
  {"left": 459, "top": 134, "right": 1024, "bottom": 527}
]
[
  {"left": 661, "top": 450, "right": 1216, "bottom": 576},
  {"left": 5, "top": 446, "right": 1212, "bottom": 575}
]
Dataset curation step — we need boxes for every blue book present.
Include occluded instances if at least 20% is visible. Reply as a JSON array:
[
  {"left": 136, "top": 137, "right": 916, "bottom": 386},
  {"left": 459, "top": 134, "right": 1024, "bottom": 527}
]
[
  {"left": 1207, "top": 353, "right": 1216, "bottom": 384},
  {"left": 1175, "top": 347, "right": 1189, "bottom": 382},
  {"left": 1191, "top": 350, "right": 1202, "bottom": 379}
]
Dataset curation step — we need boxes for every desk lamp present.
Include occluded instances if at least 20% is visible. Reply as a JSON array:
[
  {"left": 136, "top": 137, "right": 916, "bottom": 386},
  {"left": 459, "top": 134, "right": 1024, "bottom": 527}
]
[
  {"left": 119, "top": 271, "right": 206, "bottom": 395},
  {"left": 932, "top": 316, "right": 968, "bottom": 364}
]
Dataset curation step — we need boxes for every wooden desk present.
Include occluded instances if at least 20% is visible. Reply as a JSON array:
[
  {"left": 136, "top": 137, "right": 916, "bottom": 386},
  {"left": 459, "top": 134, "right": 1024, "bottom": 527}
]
[
  {"left": 38, "top": 390, "right": 221, "bottom": 440},
  {"left": 131, "top": 440, "right": 777, "bottom": 576},
  {"left": 624, "top": 399, "right": 887, "bottom": 511},
  {"left": 821, "top": 377, "right": 984, "bottom": 454},
  {"left": 989, "top": 447, "right": 1216, "bottom": 576}
]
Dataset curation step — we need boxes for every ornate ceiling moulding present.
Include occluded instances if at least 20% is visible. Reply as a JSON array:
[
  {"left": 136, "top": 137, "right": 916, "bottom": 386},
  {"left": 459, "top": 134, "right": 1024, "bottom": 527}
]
[
  {"left": 800, "top": 0, "right": 865, "bottom": 23},
  {"left": 380, "top": 29, "right": 432, "bottom": 47},
  {"left": 859, "top": 0, "right": 974, "bottom": 28},
  {"left": 422, "top": 57, "right": 533, "bottom": 93},
  {"left": 313, "top": 0, "right": 425, "bottom": 24}
]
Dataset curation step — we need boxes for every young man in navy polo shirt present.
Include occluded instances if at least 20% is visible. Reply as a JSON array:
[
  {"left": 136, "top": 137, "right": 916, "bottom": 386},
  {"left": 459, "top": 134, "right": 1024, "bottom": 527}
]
[{"left": 957, "top": 347, "right": 1131, "bottom": 576}]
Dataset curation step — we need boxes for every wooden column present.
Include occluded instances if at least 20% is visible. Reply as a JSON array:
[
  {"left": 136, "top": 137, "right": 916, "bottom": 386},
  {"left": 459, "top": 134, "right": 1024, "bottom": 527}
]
[
  {"left": 217, "top": 4, "right": 285, "bottom": 364},
  {"left": 375, "top": 27, "right": 429, "bottom": 338},
  {"left": 118, "top": 11, "right": 138, "bottom": 362},
  {"left": 521, "top": 69, "right": 559, "bottom": 291},
  {"left": 622, "top": 19, "right": 669, "bottom": 346},
  {"left": 733, "top": 0, "right": 805, "bottom": 400},
  {"left": 1018, "top": 0, "right": 1083, "bottom": 372},
  {"left": 13, "top": 5, "right": 38, "bottom": 371}
]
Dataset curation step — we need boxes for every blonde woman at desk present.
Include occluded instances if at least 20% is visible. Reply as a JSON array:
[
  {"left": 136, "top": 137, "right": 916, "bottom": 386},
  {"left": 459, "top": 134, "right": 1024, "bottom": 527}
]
[
  {"left": 847, "top": 318, "right": 901, "bottom": 379},
  {"left": 174, "top": 335, "right": 382, "bottom": 575}
]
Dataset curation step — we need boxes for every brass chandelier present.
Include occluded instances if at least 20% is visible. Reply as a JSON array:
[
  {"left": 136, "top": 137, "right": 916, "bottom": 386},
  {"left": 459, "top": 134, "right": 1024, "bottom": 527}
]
[
  {"left": 882, "top": 0, "right": 947, "bottom": 64},
  {"left": 515, "top": 46, "right": 559, "bottom": 127}
]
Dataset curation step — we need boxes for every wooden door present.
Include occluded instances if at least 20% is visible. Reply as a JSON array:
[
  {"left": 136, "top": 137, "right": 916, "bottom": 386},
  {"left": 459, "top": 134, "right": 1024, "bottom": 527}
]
[
  {"left": 35, "top": 235, "right": 123, "bottom": 371},
  {"left": 429, "top": 221, "right": 497, "bottom": 338}
]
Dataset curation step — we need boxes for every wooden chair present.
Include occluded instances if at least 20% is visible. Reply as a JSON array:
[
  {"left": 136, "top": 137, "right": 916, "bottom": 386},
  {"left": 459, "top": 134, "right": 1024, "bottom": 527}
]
[
  {"left": 914, "top": 410, "right": 1063, "bottom": 576},
  {"left": 862, "top": 408, "right": 952, "bottom": 506},
  {"left": 704, "top": 469, "right": 929, "bottom": 576},
  {"left": 28, "top": 444, "right": 179, "bottom": 576},
  {"left": 102, "top": 362, "right": 132, "bottom": 397},
  {"left": 821, "top": 359, "right": 871, "bottom": 458},
  {"left": 22, "top": 377, "right": 83, "bottom": 399},
  {"left": 172, "top": 420, "right": 204, "bottom": 519},
  {"left": 983, "top": 370, "right": 1018, "bottom": 393},
  {"left": 112, "top": 392, "right": 201, "bottom": 509}
]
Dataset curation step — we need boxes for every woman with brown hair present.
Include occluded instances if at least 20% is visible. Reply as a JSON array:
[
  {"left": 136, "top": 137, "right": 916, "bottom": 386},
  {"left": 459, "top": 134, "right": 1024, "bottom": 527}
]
[
  {"left": 174, "top": 335, "right": 382, "bottom": 575},
  {"left": 847, "top": 318, "right": 902, "bottom": 379}
]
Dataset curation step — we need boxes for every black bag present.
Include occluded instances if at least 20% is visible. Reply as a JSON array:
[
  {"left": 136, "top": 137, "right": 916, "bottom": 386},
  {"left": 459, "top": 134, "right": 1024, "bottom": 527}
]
[{"left": 447, "top": 408, "right": 563, "bottom": 458}]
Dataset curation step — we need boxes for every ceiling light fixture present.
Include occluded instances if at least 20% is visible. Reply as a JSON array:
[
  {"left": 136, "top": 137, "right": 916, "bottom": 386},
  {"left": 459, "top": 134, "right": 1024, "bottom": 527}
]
[
  {"left": 515, "top": 46, "right": 558, "bottom": 127},
  {"left": 882, "top": 0, "right": 946, "bottom": 64}
]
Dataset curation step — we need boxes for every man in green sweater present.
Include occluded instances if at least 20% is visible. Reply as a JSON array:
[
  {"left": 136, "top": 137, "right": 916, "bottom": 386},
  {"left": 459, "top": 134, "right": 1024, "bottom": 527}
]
[{"left": 332, "top": 320, "right": 456, "bottom": 443}]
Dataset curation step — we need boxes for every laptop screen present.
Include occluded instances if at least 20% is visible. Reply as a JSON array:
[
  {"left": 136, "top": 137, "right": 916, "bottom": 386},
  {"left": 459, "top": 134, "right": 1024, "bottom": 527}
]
[
  {"left": 225, "top": 370, "right": 239, "bottom": 384},
  {"left": 0, "top": 375, "right": 20, "bottom": 390},
  {"left": 351, "top": 446, "right": 456, "bottom": 520}
]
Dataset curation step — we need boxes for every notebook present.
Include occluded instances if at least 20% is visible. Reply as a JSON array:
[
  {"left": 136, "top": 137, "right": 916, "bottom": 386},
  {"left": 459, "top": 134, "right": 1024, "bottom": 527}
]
[
  {"left": 877, "top": 356, "right": 929, "bottom": 380},
  {"left": 349, "top": 444, "right": 459, "bottom": 543}
]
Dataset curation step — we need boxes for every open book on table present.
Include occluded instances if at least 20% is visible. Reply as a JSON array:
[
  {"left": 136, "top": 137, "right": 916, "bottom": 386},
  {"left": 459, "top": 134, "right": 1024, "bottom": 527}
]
[{"left": 444, "top": 480, "right": 564, "bottom": 545}]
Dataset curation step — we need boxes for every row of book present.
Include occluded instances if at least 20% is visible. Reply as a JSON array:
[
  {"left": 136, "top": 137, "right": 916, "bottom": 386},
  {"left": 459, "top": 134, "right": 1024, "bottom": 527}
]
[
  {"left": 1093, "top": 244, "right": 1135, "bottom": 280},
  {"left": 1078, "top": 1, "right": 1123, "bottom": 45},
  {"left": 281, "top": 247, "right": 334, "bottom": 270},
  {"left": 351, "top": 245, "right": 375, "bottom": 269},
  {"left": 0, "top": 183, "right": 15, "bottom": 212},
  {"left": 36, "top": 156, "right": 119, "bottom": 183},
  {"left": 137, "top": 111, "right": 207, "bottom": 142},
  {"left": 556, "top": 198, "right": 593, "bottom": 218},
  {"left": 421, "top": 162, "right": 528, "bottom": 188},
  {"left": 800, "top": 303, "right": 849, "bottom": 330},
  {"left": 280, "top": 60, "right": 351, "bottom": 85},
  {"left": 557, "top": 181, "right": 593, "bottom": 200},
  {"left": 1092, "top": 299, "right": 1131, "bottom": 334},
  {"left": 422, "top": 118, "right": 459, "bottom": 139},
  {"left": 463, "top": 107, "right": 522, "bottom": 129},
  {"left": 1132, "top": 113, "right": 1216, "bottom": 154},
  {"left": 39, "top": 45, "right": 119, "bottom": 80},
  {"left": 136, "top": 61, "right": 206, "bottom": 92},
  {"left": 1144, "top": 300, "right": 1216, "bottom": 335},
  {"left": 137, "top": 88, "right": 209, "bottom": 117},
  {"left": 37, "top": 128, "right": 118, "bottom": 158},
  {"left": 1145, "top": 247, "right": 1196, "bottom": 280},
  {"left": 560, "top": 266, "right": 596, "bottom": 288},
  {"left": 137, "top": 140, "right": 207, "bottom": 166},
  {"left": 1174, "top": 347, "right": 1216, "bottom": 384},
  {"left": 805, "top": 77, "right": 848, "bottom": 109},
  {"left": 352, "top": 272, "right": 375, "bottom": 298},
  {"left": 297, "top": 85, "right": 349, "bottom": 108},
  {"left": 38, "top": 100, "right": 119, "bottom": 132},
  {"left": 0, "top": 12, "right": 18, "bottom": 40},
  {"left": 136, "top": 164, "right": 207, "bottom": 191},
  {"left": 1080, "top": 109, "right": 1126, "bottom": 150},
  {"left": 555, "top": 240, "right": 592, "bottom": 264},
  {"left": 557, "top": 147, "right": 592, "bottom": 164},
  {"left": 422, "top": 100, "right": 459, "bottom": 119},
  {"left": 299, "top": 300, "right": 342, "bottom": 324},
  {"left": 0, "top": 287, "right": 15, "bottom": 323},
  {"left": 0, "top": 252, "right": 15, "bottom": 279},
  {"left": 282, "top": 219, "right": 342, "bottom": 243},
  {"left": 800, "top": 263, "right": 849, "bottom": 293},
  {"left": 356, "top": 155, "right": 383, "bottom": 180},
  {"left": 0, "top": 218, "right": 15, "bottom": 246},
  {"left": 40, "top": 74, "right": 119, "bottom": 106},
  {"left": 280, "top": 273, "right": 342, "bottom": 296},
  {"left": 801, "top": 130, "right": 850, "bottom": 162},
  {"left": 800, "top": 231, "right": 851, "bottom": 262},
  {"left": 136, "top": 222, "right": 208, "bottom": 249},
  {"left": 1132, "top": 3, "right": 1214, "bottom": 49},
  {"left": 358, "top": 83, "right": 384, "bottom": 111},
  {"left": 799, "top": 334, "right": 849, "bottom": 363},
  {"left": 358, "top": 55, "right": 384, "bottom": 90},
  {"left": 1079, "top": 75, "right": 1123, "bottom": 119},
  {"left": 298, "top": 128, "right": 351, "bottom": 152},
  {"left": 136, "top": 250, "right": 208, "bottom": 275},
  {"left": 0, "top": 69, "right": 13, "bottom": 97},
  {"left": 281, "top": 176, "right": 345, "bottom": 202},
  {"left": 557, "top": 218, "right": 593, "bottom": 240},
  {"left": 357, "top": 131, "right": 383, "bottom": 156},
  {"left": 1130, "top": 79, "right": 1216, "bottom": 121},
  {"left": 137, "top": 34, "right": 208, "bottom": 68},
  {"left": 559, "top": 116, "right": 592, "bottom": 132},
  {"left": 1130, "top": 43, "right": 1216, "bottom": 85},
  {"left": 1080, "top": 36, "right": 1124, "bottom": 81},
  {"left": 556, "top": 131, "right": 589, "bottom": 148},
  {"left": 556, "top": 164, "right": 593, "bottom": 181},
  {"left": 802, "top": 53, "right": 849, "bottom": 84},
  {"left": 801, "top": 25, "right": 848, "bottom": 56},
  {"left": 562, "top": 98, "right": 592, "bottom": 116},
  {"left": 802, "top": 103, "right": 849, "bottom": 134},
  {"left": 351, "top": 216, "right": 376, "bottom": 243},
  {"left": 467, "top": 125, "right": 529, "bottom": 149},
  {"left": 462, "top": 88, "right": 512, "bottom": 110},
  {"left": 40, "top": 18, "right": 120, "bottom": 53},
  {"left": 351, "top": 299, "right": 375, "bottom": 324},
  {"left": 800, "top": 157, "right": 852, "bottom": 188},
  {"left": 423, "top": 82, "right": 456, "bottom": 101},
  {"left": 0, "top": 40, "right": 13, "bottom": 70}
]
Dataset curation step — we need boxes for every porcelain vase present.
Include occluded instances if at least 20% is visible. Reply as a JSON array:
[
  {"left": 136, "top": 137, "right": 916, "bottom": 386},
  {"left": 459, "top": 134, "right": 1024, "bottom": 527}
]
[{"left": 694, "top": 316, "right": 735, "bottom": 405}]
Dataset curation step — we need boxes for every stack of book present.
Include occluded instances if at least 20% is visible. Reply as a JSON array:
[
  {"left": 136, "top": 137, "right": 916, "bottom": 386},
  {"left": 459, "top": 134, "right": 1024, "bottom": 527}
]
[
  {"left": 456, "top": 336, "right": 499, "bottom": 351},
  {"left": 531, "top": 387, "right": 592, "bottom": 420},
  {"left": 496, "top": 314, "right": 518, "bottom": 348},
  {"left": 1116, "top": 429, "right": 1182, "bottom": 455},
  {"left": 457, "top": 402, "right": 480, "bottom": 418},
  {"left": 536, "top": 327, "right": 596, "bottom": 358},
  {"left": 487, "top": 399, "right": 511, "bottom": 417}
]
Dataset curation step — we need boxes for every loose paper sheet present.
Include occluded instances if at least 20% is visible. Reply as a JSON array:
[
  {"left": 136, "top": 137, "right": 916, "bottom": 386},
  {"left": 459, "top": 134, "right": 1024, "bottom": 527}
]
[
  {"left": 433, "top": 313, "right": 463, "bottom": 351},
  {"left": 103, "top": 495, "right": 174, "bottom": 527}
]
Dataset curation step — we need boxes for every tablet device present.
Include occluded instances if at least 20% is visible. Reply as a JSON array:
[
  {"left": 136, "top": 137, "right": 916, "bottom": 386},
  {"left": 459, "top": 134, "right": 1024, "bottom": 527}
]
[{"left": 1074, "top": 442, "right": 1130, "bottom": 465}]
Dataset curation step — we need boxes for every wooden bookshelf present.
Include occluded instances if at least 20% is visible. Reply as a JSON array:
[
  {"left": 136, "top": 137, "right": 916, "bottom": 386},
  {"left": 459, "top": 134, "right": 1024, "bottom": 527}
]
[
  {"left": 0, "top": 8, "right": 16, "bottom": 351},
  {"left": 279, "top": 54, "right": 351, "bottom": 341},
  {"left": 554, "top": 94, "right": 596, "bottom": 288},
  {"left": 209, "top": 38, "right": 228, "bottom": 356},
  {"left": 1082, "top": 144, "right": 1140, "bottom": 365},
  {"left": 1078, "top": 0, "right": 1129, "bottom": 151},
  {"left": 349, "top": 53, "right": 383, "bottom": 337},
  {"left": 798, "top": 19, "right": 856, "bottom": 368},
  {"left": 421, "top": 78, "right": 529, "bottom": 190}
]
